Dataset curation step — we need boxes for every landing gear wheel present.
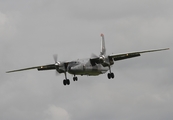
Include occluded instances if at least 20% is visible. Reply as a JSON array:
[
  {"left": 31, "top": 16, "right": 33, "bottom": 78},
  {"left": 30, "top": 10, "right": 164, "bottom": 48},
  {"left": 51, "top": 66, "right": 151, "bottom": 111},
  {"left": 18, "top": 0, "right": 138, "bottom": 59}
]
[
  {"left": 111, "top": 73, "right": 114, "bottom": 78},
  {"left": 107, "top": 73, "right": 111, "bottom": 79},
  {"left": 63, "top": 79, "right": 66, "bottom": 85},
  {"left": 63, "top": 79, "right": 70, "bottom": 85},
  {"left": 73, "top": 77, "right": 75, "bottom": 81},
  {"left": 66, "top": 79, "right": 70, "bottom": 85}
]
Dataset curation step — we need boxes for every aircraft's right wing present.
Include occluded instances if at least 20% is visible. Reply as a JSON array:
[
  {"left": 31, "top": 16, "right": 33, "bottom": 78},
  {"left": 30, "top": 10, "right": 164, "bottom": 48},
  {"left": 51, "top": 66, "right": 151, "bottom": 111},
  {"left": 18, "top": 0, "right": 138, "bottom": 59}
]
[
  {"left": 6, "top": 64, "right": 56, "bottom": 73},
  {"left": 109, "top": 48, "right": 169, "bottom": 61}
]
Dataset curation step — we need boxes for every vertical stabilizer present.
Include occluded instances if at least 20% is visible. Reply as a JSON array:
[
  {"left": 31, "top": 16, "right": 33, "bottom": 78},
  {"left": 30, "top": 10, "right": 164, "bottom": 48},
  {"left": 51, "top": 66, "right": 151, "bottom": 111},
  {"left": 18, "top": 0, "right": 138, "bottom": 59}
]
[{"left": 100, "top": 34, "right": 106, "bottom": 56}]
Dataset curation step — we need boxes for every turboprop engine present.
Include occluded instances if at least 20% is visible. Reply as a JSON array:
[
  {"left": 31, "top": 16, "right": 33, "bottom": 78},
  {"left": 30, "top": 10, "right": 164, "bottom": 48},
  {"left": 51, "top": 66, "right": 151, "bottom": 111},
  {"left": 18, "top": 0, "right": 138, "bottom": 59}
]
[{"left": 99, "top": 55, "right": 112, "bottom": 67}]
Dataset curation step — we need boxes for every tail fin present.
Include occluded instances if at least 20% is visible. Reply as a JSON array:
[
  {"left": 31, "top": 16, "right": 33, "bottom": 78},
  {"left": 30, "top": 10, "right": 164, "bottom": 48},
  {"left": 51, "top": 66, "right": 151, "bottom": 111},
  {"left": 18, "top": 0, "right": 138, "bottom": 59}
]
[{"left": 100, "top": 34, "right": 106, "bottom": 56}]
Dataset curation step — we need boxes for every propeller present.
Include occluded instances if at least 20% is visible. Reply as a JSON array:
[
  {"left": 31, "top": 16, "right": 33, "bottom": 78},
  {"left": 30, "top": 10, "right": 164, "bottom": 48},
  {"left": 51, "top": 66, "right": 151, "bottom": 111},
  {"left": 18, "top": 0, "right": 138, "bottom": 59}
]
[
  {"left": 91, "top": 53, "right": 110, "bottom": 66},
  {"left": 53, "top": 54, "right": 58, "bottom": 64},
  {"left": 53, "top": 54, "right": 60, "bottom": 75}
]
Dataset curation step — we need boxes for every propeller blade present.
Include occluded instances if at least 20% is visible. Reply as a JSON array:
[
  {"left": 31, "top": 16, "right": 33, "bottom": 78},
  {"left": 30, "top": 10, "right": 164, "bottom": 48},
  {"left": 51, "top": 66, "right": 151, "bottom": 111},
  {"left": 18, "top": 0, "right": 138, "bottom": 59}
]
[
  {"left": 53, "top": 54, "right": 59, "bottom": 74},
  {"left": 91, "top": 53, "right": 98, "bottom": 59},
  {"left": 53, "top": 54, "right": 58, "bottom": 63}
]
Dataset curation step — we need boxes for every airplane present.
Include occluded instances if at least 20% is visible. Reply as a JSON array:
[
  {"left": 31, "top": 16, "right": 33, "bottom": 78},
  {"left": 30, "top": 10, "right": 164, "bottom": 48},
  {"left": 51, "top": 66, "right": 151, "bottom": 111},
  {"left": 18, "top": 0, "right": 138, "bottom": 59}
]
[{"left": 6, "top": 34, "right": 169, "bottom": 86}]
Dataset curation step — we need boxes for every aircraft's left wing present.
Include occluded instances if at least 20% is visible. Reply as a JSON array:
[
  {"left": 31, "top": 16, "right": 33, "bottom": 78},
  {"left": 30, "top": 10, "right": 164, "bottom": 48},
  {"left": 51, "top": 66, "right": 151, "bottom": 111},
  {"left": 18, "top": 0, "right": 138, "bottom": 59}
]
[
  {"left": 109, "top": 48, "right": 169, "bottom": 61},
  {"left": 90, "top": 48, "right": 169, "bottom": 66},
  {"left": 6, "top": 64, "right": 56, "bottom": 73}
]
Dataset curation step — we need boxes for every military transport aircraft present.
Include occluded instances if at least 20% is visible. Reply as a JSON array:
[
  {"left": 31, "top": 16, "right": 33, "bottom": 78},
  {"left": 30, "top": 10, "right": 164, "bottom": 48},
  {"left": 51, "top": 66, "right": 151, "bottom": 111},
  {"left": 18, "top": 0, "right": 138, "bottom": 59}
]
[{"left": 7, "top": 34, "right": 169, "bottom": 85}]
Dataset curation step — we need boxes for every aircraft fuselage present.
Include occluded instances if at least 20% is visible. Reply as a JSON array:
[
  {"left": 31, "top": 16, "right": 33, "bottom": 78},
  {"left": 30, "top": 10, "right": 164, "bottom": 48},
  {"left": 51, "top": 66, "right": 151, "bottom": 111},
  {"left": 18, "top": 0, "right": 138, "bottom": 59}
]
[{"left": 67, "top": 58, "right": 109, "bottom": 76}]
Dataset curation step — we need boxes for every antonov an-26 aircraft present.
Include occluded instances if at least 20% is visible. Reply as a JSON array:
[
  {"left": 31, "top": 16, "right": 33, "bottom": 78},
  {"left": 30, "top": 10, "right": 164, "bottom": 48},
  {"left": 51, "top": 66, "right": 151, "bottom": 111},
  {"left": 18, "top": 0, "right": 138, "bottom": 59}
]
[{"left": 7, "top": 34, "right": 169, "bottom": 85}]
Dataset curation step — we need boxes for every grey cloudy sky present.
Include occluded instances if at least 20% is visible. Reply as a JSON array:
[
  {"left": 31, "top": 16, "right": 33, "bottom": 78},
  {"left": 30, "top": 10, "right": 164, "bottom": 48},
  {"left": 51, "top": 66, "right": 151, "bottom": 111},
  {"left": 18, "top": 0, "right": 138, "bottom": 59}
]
[{"left": 0, "top": 0, "right": 173, "bottom": 120}]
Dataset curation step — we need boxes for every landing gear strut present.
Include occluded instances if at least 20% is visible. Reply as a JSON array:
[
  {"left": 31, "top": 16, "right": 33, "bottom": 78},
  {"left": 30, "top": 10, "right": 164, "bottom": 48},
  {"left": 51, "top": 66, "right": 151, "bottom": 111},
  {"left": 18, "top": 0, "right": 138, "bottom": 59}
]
[
  {"left": 63, "top": 72, "right": 70, "bottom": 85},
  {"left": 107, "top": 66, "right": 114, "bottom": 79}
]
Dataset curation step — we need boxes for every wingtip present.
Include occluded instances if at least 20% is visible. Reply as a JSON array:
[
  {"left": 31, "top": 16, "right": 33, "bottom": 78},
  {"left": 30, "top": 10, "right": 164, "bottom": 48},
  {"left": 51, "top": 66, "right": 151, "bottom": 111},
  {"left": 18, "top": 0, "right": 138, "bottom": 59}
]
[
  {"left": 6, "top": 70, "right": 13, "bottom": 73},
  {"left": 164, "top": 48, "right": 170, "bottom": 50}
]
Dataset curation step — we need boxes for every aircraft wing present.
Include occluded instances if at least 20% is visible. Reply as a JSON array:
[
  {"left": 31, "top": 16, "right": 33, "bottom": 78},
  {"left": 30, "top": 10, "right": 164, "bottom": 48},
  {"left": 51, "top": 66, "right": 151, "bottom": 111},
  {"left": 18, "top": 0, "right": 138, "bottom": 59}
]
[
  {"left": 90, "top": 48, "right": 169, "bottom": 66},
  {"left": 109, "top": 48, "right": 169, "bottom": 61},
  {"left": 6, "top": 64, "right": 56, "bottom": 73}
]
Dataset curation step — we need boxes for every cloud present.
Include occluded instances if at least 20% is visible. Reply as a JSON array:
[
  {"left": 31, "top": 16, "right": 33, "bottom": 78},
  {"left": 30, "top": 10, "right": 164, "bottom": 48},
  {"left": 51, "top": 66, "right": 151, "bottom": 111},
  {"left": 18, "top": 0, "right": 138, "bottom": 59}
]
[
  {"left": 45, "top": 105, "right": 70, "bottom": 120},
  {"left": 0, "top": 12, "right": 8, "bottom": 38},
  {"left": 0, "top": 12, "right": 7, "bottom": 25},
  {"left": 69, "top": 0, "right": 173, "bottom": 20}
]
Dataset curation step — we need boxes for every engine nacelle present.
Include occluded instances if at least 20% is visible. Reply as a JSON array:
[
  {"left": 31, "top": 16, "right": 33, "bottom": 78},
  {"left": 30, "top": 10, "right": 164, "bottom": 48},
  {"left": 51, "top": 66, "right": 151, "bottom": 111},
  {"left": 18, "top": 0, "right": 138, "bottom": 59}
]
[
  {"left": 99, "top": 55, "right": 114, "bottom": 66},
  {"left": 55, "top": 62, "right": 68, "bottom": 73}
]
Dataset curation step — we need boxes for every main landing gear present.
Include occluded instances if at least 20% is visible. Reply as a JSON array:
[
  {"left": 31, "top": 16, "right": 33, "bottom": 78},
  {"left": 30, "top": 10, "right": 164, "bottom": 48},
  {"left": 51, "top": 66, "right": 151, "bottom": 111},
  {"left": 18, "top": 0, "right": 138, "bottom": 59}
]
[
  {"left": 63, "top": 72, "right": 70, "bottom": 86},
  {"left": 107, "top": 66, "right": 114, "bottom": 79},
  {"left": 107, "top": 72, "right": 114, "bottom": 79}
]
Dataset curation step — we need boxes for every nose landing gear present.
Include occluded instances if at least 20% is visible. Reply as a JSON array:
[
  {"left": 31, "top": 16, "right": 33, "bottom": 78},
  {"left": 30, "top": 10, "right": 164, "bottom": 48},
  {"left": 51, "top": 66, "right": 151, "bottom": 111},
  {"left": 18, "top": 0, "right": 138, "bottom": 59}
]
[{"left": 73, "top": 75, "right": 78, "bottom": 81}]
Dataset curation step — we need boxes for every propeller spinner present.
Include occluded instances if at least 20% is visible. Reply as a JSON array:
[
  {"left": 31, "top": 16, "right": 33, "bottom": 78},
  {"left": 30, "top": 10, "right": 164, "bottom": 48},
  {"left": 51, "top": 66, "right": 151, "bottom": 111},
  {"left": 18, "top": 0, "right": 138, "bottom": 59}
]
[{"left": 53, "top": 54, "right": 61, "bottom": 75}]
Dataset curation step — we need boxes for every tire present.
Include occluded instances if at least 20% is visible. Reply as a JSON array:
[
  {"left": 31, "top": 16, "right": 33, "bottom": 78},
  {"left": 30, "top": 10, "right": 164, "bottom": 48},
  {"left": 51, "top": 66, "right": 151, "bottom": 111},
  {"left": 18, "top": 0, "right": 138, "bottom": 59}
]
[
  {"left": 63, "top": 79, "right": 66, "bottom": 85},
  {"left": 111, "top": 73, "right": 114, "bottom": 78},
  {"left": 107, "top": 73, "right": 111, "bottom": 79},
  {"left": 67, "top": 79, "right": 70, "bottom": 85}
]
